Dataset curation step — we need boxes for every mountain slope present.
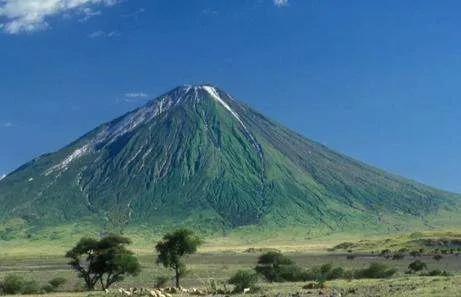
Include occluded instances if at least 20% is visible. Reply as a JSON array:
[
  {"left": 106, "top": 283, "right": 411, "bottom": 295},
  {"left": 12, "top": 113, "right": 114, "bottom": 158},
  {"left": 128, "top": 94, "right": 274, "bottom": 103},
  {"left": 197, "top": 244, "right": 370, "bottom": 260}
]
[{"left": 0, "top": 85, "right": 459, "bottom": 236}]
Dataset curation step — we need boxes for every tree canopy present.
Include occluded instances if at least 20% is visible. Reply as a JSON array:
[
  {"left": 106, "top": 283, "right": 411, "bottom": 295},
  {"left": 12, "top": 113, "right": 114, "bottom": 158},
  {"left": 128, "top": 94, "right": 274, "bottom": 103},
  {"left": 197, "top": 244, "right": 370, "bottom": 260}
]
[
  {"left": 155, "top": 229, "right": 202, "bottom": 288},
  {"left": 65, "top": 235, "right": 140, "bottom": 290}
]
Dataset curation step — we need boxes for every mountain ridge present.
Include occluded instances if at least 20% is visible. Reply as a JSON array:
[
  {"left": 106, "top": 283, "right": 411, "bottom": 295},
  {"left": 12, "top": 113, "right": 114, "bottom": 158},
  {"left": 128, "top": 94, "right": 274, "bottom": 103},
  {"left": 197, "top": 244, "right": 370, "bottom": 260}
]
[{"left": 0, "top": 85, "right": 459, "bottom": 237}]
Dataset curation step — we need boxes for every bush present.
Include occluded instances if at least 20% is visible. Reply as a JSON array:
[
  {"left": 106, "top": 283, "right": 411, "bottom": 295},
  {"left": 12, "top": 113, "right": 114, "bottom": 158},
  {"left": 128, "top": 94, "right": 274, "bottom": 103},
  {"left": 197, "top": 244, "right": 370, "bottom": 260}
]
[
  {"left": 276, "top": 264, "right": 306, "bottom": 282},
  {"left": 1, "top": 274, "right": 25, "bottom": 294},
  {"left": 328, "top": 267, "right": 345, "bottom": 280},
  {"left": 228, "top": 270, "right": 258, "bottom": 293},
  {"left": 392, "top": 253, "right": 405, "bottom": 260},
  {"left": 256, "top": 260, "right": 347, "bottom": 283},
  {"left": 303, "top": 280, "right": 326, "bottom": 289},
  {"left": 21, "top": 280, "right": 40, "bottom": 294},
  {"left": 302, "top": 264, "right": 345, "bottom": 282},
  {"left": 343, "top": 270, "right": 354, "bottom": 281},
  {"left": 0, "top": 274, "right": 40, "bottom": 295},
  {"left": 354, "top": 263, "right": 397, "bottom": 279},
  {"left": 408, "top": 260, "right": 427, "bottom": 273},
  {"left": 422, "top": 269, "right": 450, "bottom": 277},
  {"left": 41, "top": 284, "right": 55, "bottom": 293},
  {"left": 49, "top": 277, "right": 67, "bottom": 289},
  {"left": 433, "top": 254, "right": 443, "bottom": 261},
  {"left": 154, "top": 276, "right": 170, "bottom": 288},
  {"left": 255, "top": 251, "right": 298, "bottom": 282},
  {"left": 380, "top": 249, "right": 391, "bottom": 256},
  {"left": 320, "top": 263, "right": 333, "bottom": 275},
  {"left": 41, "top": 277, "right": 67, "bottom": 293}
]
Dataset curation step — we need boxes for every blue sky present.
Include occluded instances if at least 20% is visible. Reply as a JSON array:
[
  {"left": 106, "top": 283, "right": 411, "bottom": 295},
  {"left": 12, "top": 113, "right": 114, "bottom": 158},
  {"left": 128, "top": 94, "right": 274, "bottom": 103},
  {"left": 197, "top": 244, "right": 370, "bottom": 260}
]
[{"left": 0, "top": 0, "right": 460, "bottom": 193}]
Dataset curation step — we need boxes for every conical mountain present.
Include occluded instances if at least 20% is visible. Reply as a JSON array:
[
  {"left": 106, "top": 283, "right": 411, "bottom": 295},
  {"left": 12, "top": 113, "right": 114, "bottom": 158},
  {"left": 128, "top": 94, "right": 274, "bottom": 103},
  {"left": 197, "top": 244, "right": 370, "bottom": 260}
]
[{"left": 0, "top": 85, "right": 459, "bottom": 235}]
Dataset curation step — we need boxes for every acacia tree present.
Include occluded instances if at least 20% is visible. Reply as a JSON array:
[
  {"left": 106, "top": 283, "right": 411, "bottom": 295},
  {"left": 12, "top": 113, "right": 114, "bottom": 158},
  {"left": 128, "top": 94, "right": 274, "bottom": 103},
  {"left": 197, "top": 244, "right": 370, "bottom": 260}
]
[
  {"left": 65, "top": 237, "right": 100, "bottom": 290},
  {"left": 155, "top": 229, "right": 202, "bottom": 288},
  {"left": 254, "top": 251, "right": 294, "bottom": 282},
  {"left": 66, "top": 235, "right": 141, "bottom": 290}
]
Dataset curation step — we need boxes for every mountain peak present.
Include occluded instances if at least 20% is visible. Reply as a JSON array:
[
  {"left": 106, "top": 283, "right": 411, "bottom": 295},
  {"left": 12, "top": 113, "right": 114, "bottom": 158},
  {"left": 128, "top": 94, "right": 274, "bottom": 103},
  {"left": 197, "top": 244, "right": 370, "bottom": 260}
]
[
  {"left": 181, "top": 83, "right": 216, "bottom": 88},
  {"left": 146, "top": 84, "right": 243, "bottom": 127},
  {"left": 145, "top": 84, "right": 228, "bottom": 108},
  {"left": 44, "top": 84, "right": 243, "bottom": 176},
  {"left": 1, "top": 84, "right": 459, "bottom": 234},
  {"left": 165, "top": 84, "right": 225, "bottom": 101}
]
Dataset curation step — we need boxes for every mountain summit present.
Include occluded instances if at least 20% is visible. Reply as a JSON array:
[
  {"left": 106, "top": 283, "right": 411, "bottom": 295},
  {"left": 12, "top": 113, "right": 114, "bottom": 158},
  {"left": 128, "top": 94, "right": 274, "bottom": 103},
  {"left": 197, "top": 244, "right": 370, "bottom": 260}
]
[{"left": 0, "top": 85, "right": 459, "bottom": 235}]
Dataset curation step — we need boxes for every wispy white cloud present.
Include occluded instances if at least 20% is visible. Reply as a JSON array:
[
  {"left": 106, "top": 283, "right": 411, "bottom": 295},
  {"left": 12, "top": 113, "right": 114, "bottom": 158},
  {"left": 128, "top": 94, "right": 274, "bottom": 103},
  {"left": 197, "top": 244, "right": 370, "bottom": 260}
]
[
  {"left": 88, "top": 29, "right": 119, "bottom": 38},
  {"left": 79, "top": 7, "right": 101, "bottom": 22},
  {"left": 125, "top": 92, "right": 148, "bottom": 98},
  {"left": 0, "top": 174, "right": 6, "bottom": 180},
  {"left": 273, "top": 0, "right": 289, "bottom": 7},
  {"left": 121, "top": 7, "right": 144, "bottom": 18},
  {"left": 201, "top": 8, "right": 218, "bottom": 16},
  {"left": 0, "top": 0, "right": 119, "bottom": 34},
  {"left": 117, "top": 92, "right": 149, "bottom": 103},
  {"left": 2, "top": 122, "right": 13, "bottom": 128}
]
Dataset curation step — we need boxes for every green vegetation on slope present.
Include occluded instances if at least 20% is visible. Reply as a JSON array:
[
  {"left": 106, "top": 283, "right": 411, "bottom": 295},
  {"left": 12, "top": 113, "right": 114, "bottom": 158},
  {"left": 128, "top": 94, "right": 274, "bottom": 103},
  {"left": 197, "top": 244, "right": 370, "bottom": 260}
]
[{"left": 0, "top": 85, "right": 459, "bottom": 238}]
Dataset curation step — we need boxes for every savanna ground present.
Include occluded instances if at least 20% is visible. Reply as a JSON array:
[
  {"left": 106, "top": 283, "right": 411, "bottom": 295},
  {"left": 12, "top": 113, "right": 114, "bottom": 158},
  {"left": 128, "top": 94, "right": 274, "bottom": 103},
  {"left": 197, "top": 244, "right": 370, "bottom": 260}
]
[{"left": 1, "top": 230, "right": 460, "bottom": 297}]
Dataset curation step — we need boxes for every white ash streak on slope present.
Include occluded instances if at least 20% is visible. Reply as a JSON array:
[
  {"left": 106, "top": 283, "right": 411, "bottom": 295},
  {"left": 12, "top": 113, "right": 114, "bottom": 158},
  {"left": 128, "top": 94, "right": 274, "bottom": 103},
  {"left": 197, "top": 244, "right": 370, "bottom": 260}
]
[
  {"left": 45, "top": 96, "right": 177, "bottom": 175},
  {"left": 202, "top": 86, "right": 264, "bottom": 159}
]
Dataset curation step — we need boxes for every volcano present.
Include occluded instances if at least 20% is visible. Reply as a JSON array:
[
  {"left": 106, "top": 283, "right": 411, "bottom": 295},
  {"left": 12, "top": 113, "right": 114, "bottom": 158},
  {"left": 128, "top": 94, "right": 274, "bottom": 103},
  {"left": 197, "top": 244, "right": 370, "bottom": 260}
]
[{"left": 0, "top": 85, "right": 459, "bottom": 235}]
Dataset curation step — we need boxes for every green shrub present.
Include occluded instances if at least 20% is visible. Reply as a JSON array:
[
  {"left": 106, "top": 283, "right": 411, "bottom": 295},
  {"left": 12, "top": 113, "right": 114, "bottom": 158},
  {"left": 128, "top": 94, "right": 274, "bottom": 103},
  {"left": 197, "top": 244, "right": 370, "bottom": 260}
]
[
  {"left": 228, "top": 270, "right": 258, "bottom": 293},
  {"left": 392, "top": 253, "right": 405, "bottom": 260},
  {"left": 154, "top": 276, "right": 170, "bottom": 288},
  {"left": 41, "top": 277, "right": 67, "bottom": 293},
  {"left": 303, "top": 280, "right": 326, "bottom": 289},
  {"left": 255, "top": 251, "right": 298, "bottom": 282},
  {"left": 254, "top": 255, "right": 353, "bottom": 283},
  {"left": 380, "top": 249, "right": 391, "bottom": 256},
  {"left": 354, "top": 263, "right": 396, "bottom": 279},
  {"left": 0, "top": 274, "right": 41, "bottom": 295},
  {"left": 304, "top": 264, "right": 345, "bottom": 281},
  {"left": 41, "top": 284, "right": 55, "bottom": 293},
  {"left": 328, "top": 267, "right": 345, "bottom": 280},
  {"left": 320, "top": 263, "right": 333, "bottom": 275},
  {"left": 343, "top": 270, "right": 354, "bottom": 281},
  {"left": 21, "top": 280, "right": 40, "bottom": 294},
  {"left": 422, "top": 269, "right": 450, "bottom": 277},
  {"left": 408, "top": 260, "right": 427, "bottom": 273},
  {"left": 1, "top": 274, "right": 25, "bottom": 294},
  {"left": 433, "top": 254, "right": 443, "bottom": 261},
  {"left": 277, "top": 264, "right": 306, "bottom": 282},
  {"left": 49, "top": 277, "right": 67, "bottom": 289}
]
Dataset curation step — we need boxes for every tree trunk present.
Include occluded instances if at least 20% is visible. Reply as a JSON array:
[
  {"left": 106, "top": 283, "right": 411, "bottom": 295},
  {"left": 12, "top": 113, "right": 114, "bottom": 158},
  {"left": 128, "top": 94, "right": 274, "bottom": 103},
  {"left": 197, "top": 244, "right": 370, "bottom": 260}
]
[
  {"left": 100, "top": 278, "right": 105, "bottom": 291},
  {"left": 175, "top": 266, "right": 180, "bottom": 288},
  {"left": 85, "top": 277, "right": 95, "bottom": 291}
]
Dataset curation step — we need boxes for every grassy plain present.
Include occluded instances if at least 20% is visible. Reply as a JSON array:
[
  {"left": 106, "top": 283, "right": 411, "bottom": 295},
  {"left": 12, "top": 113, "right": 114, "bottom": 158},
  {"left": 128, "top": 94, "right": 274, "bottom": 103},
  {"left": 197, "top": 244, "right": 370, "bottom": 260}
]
[
  {"left": 1, "top": 276, "right": 461, "bottom": 297},
  {"left": 0, "top": 230, "right": 460, "bottom": 296}
]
